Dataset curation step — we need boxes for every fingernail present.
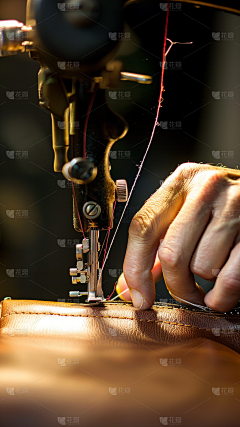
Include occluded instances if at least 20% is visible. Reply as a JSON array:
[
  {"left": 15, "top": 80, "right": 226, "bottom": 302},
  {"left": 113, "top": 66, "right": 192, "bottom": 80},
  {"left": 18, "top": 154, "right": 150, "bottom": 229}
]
[{"left": 130, "top": 288, "right": 144, "bottom": 309}]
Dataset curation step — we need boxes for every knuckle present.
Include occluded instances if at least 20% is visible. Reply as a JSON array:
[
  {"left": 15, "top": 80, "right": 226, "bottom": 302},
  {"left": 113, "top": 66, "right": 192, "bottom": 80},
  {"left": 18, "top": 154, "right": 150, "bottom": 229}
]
[
  {"left": 123, "top": 259, "right": 139, "bottom": 281},
  {"left": 165, "top": 163, "right": 222, "bottom": 197},
  {"left": 198, "top": 170, "right": 225, "bottom": 192},
  {"left": 175, "top": 162, "right": 199, "bottom": 177},
  {"left": 188, "top": 170, "right": 228, "bottom": 205},
  {"left": 129, "top": 216, "right": 145, "bottom": 237},
  {"left": 227, "top": 184, "right": 240, "bottom": 207},
  {"left": 221, "top": 274, "right": 240, "bottom": 294},
  {"left": 129, "top": 206, "right": 159, "bottom": 239},
  {"left": 158, "top": 242, "right": 184, "bottom": 270},
  {"left": 190, "top": 262, "right": 214, "bottom": 280},
  {"left": 210, "top": 183, "right": 240, "bottom": 221},
  {"left": 167, "top": 162, "right": 197, "bottom": 189}
]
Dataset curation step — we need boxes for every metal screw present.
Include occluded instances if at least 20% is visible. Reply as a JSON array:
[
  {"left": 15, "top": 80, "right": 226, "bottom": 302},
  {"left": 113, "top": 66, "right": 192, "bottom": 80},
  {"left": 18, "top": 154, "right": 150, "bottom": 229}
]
[
  {"left": 83, "top": 202, "right": 101, "bottom": 219},
  {"left": 86, "top": 203, "right": 98, "bottom": 215}
]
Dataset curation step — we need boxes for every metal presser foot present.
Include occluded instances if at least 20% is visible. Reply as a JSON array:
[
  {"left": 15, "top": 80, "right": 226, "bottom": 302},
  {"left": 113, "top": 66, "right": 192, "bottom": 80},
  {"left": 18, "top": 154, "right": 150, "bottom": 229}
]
[{"left": 69, "top": 228, "right": 105, "bottom": 303}]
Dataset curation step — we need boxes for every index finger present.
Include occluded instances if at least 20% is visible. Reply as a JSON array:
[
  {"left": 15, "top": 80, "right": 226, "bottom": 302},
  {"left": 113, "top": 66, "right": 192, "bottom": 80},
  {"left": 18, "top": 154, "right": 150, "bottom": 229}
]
[
  {"left": 123, "top": 167, "right": 186, "bottom": 309},
  {"left": 116, "top": 253, "right": 163, "bottom": 301}
]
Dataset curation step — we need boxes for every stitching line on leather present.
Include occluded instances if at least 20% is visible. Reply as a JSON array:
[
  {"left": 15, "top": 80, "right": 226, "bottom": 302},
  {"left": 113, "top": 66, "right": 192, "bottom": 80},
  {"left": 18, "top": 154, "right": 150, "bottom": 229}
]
[{"left": 1, "top": 311, "right": 239, "bottom": 331}]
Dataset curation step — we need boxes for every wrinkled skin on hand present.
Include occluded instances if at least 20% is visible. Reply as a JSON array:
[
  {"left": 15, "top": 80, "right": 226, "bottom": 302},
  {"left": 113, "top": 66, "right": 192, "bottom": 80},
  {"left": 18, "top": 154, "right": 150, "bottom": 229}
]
[{"left": 117, "top": 163, "right": 240, "bottom": 313}]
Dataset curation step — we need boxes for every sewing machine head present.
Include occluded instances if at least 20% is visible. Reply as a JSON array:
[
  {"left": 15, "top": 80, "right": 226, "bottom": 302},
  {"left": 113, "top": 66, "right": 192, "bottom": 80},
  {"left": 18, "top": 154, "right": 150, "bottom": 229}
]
[
  {"left": 0, "top": 0, "right": 150, "bottom": 303},
  {"left": 1, "top": 0, "right": 239, "bottom": 304}
]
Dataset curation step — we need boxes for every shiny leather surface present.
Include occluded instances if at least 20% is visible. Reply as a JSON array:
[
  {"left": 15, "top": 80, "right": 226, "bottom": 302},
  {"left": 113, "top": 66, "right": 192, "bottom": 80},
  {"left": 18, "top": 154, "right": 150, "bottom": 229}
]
[
  {"left": 0, "top": 299, "right": 240, "bottom": 426},
  {"left": 1, "top": 299, "right": 240, "bottom": 352}
]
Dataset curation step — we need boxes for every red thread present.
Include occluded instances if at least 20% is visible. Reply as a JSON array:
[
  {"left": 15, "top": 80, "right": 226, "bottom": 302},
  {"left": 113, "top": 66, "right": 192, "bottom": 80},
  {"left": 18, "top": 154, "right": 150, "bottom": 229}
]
[
  {"left": 99, "top": 3, "right": 170, "bottom": 273},
  {"left": 157, "top": 3, "right": 169, "bottom": 123},
  {"left": 83, "top": 83, "right": 99, "bottom": 158},
  {"left": 107, "top": 280, "right": 117, "bottom": 301},
  {"left": 103, "top": 5, "right": 170, "bottom": 297}
]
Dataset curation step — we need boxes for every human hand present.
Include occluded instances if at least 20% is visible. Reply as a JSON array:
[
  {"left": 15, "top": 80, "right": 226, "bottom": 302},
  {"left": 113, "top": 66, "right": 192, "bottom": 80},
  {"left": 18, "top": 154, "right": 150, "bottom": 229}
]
[{"left": 117, "top": 163, "right": 240, "bottom": 312}]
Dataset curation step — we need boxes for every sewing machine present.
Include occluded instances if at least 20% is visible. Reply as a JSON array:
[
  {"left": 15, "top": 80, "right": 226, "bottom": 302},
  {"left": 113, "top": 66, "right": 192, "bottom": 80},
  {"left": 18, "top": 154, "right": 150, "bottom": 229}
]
[
  {"left": 1, "top": 0, "right": 239, "bottom": 304},
  {"left": 0, "top": 0, "right": 155, "bottom": 303}
]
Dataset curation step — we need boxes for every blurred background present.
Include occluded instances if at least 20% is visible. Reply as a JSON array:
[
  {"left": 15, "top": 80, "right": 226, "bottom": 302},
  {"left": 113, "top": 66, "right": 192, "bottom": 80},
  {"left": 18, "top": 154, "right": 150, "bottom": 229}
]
[{"left": 0, "top": 0, "right": 240, "bottom": 303}]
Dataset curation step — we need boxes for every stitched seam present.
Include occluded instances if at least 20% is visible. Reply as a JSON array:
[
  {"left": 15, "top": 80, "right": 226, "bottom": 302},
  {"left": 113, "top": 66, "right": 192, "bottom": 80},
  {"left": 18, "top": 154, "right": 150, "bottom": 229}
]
[
  {"left": 101, "top": 303, "right": 239, "bottom": 318},
  {"left": 1, "top": 311, "right": 239, "bottom": 332},
  {"left": 2, "top": 301, "right": 236, "bottom": 317}
]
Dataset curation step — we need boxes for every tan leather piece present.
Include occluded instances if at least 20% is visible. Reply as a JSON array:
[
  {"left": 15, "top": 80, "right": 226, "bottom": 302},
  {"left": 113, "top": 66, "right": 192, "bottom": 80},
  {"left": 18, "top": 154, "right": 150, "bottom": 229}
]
[
  {"left": 1, "top": 299, "right": 240, "bottom": 352},
  {"left": 0, "top": 299, "right": 240, "bottom": 426}
]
